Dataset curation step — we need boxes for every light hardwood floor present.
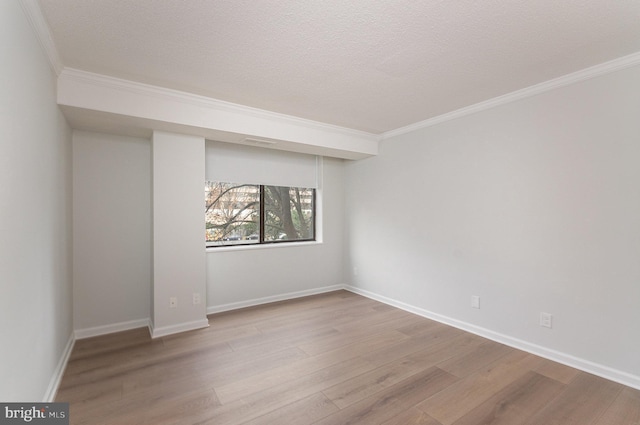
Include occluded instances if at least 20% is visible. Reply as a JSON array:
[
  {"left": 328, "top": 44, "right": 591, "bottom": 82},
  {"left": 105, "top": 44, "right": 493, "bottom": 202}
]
[{"left": 56, "top": 290, "right": 640, "bottom": 425}]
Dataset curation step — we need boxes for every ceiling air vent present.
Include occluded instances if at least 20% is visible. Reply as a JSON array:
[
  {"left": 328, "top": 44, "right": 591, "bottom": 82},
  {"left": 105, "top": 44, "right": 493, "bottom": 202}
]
[{"left": 242, "top": 138, "right": 277, "bottom": 146}]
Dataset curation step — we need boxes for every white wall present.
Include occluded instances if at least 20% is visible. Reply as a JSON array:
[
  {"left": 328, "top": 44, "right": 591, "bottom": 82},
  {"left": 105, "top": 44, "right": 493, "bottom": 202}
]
[
  {"left": 345, "top": 64, "right": 640, "bottom": 386},
  {"left": 207, "top": 157, "right": 345, "bottom": 310},
  {"left": 0, "top": 1, "right": 73, "bottom": 401},
  {"left": 152, "top": 131, "right": 208, "bottom": 335},
  {"left": 72, "top": 131, "right": 151, "bottom": 335},
  {"left": 70, "top": 132, "right": 345, "bottom": 329}
]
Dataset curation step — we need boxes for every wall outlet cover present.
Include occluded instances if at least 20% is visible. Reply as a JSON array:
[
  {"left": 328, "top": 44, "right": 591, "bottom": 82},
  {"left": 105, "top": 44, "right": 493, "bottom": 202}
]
[
  {"left": 471, "top": 295, "right": 480, "bottom": 309},
  {"left": 540, "top": 312, "right": 553, "bottom": 328}
]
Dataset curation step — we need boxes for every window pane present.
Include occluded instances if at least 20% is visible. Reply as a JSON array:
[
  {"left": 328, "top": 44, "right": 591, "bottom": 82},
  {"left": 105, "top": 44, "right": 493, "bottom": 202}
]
[
  {"left": 205, "top": 182, "right": 259, "bottom": 246},
  {"left": 264, "top": 186, "right": 314, "bottom": 242}
]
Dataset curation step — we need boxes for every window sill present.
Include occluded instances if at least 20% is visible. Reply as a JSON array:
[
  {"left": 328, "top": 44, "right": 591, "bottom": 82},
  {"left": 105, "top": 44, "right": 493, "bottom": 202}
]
[{"left": 206, "top": 240, "right": 322, "bottom": 253}]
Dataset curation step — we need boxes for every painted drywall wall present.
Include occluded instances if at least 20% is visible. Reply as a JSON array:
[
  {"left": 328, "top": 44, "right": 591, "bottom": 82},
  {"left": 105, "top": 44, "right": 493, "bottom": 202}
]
[
  {"left": 345, "top": 64, "right": 640, "bottom": 385},
  {"left": 0, "top": 1, "right": 73, "bottom": 401},
  {"left": 152, "top": 131, "right": 208, "bottom": 336},
  {"left": 70, "top": 131, "right": 344, "bottom": 330},
  {"left": 72, "top": 131, "right": 151, "bottom": 335},
  {"left": 207, "top": 157, "right": 345, "bottom": 310}
]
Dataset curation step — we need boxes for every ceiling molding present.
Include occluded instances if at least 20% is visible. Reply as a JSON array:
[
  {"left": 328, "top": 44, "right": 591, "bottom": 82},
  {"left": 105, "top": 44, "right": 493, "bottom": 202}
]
[
  {"left": 382, "top": 51, "right": 640, "bottom": 140},
  {"left": 60, "top": 68, "right": 380, "bottom": 142},
  {"left": 19, "top": 0, "right": 63, "bottom": 75}
]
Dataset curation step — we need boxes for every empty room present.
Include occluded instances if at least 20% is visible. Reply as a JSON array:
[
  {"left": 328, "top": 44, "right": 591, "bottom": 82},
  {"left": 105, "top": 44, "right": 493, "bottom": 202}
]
[{"left": 1, "top": 0, "right": 639, "bottom": 424}]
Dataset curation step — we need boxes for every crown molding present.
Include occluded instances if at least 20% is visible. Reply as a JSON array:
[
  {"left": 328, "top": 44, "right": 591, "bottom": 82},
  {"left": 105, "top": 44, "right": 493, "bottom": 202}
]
[
  {"left": 383, "top": 51, "right": 640, "bottom": 140},
  {"left": 59, "top": 68, "right": 380, "bottom": 143},
  {"left": 19, "top": 0, "right": 63, "bottom": 75}
]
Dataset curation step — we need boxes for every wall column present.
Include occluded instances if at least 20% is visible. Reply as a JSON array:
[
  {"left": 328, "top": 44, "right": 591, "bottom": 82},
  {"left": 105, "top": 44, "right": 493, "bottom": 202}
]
[{"left": 151, "top": 131, "right": 208, "bottom": 337}]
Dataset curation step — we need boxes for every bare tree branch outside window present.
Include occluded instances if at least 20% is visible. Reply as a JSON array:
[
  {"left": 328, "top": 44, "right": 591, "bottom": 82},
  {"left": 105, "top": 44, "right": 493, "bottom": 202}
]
[{"left": 205, "top": 182, "right": 314, "bottom": 246}]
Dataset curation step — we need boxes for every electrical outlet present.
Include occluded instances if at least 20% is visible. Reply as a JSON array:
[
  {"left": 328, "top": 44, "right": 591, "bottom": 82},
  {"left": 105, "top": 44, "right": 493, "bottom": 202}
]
[
  {"left": 353, "top": 267, "right": 358, "bottom": 276},
  {"left": 540, "top": 312, "right": 553, "bottom": 328},
  {"left": 471, "top": 295, "right": 480, "bottom": 309},
  {"left": 193, "top": 293, "right": 201, "bottom": 305},
  {"left": 169, "top": 297, "right": 178, "bottom": 308}
]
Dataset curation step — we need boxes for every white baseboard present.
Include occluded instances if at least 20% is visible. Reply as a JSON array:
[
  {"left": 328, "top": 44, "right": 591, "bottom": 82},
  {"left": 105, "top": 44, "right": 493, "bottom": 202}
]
[
  {"left": 345, "top": 285, "right": 640, "bottom": 391},
  {"left": 74, "top": 318, "right": 151, "bottom": 340},
  {"left": 206, "top": 284, "right": 344, "bottom": 315},
  {"left": 43, "top": 333, "right": 75, "bottom": 402},
  {"left": 150, "top": 318, "right": 210, "bottom": 339}
]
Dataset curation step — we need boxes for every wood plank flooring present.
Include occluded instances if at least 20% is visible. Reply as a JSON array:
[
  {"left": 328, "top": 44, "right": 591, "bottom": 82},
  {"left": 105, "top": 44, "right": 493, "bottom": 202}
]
[{"left": 56, "top": 290, "right": 640, "bottom": 425}]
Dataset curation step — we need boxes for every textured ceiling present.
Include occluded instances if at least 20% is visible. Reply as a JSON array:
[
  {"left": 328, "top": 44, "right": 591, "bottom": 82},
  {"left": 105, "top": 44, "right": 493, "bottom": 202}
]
[{"left": 38, "top": 0, "right": 640, "bottom": 134}]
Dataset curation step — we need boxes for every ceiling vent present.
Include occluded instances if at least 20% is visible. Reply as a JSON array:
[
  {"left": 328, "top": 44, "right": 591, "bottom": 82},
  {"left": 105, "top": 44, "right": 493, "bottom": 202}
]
[{"left": 242, "top": 137, "right": 277, "bottom": 146}]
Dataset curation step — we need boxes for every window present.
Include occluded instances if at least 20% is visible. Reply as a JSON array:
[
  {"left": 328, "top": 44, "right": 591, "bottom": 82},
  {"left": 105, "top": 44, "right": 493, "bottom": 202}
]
[
  {"left": 205, "top": 182, "right": 315, "bottom": 247},
  {"left": 204, "top": 140, "right": 320, "bottom": 247}
]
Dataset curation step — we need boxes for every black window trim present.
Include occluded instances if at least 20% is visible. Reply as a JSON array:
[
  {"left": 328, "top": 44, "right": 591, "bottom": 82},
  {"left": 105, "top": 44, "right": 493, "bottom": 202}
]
[{"left": 206, "top": 184, "right": 316, "bottom": 248}]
